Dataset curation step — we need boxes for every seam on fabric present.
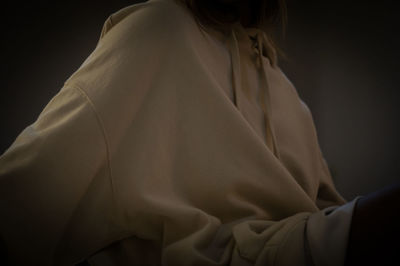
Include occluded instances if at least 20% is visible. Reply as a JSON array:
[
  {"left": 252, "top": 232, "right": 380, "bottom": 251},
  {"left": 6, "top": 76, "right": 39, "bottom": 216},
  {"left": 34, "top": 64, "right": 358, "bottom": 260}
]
[
  {"left": 109, "top": 14, "right": 114, "bottom": 26},
  {"left": 68, "top": 84, "right": 132, "bottom": 249},
  {"left": 229, "top": 28, "right": 241, "bottom": 109},
  {"left": 272, "top": 216, "right": 308, "bottom": 266},
  {"left": 68, "top": 84, "right": 116, "bottom": 202}
]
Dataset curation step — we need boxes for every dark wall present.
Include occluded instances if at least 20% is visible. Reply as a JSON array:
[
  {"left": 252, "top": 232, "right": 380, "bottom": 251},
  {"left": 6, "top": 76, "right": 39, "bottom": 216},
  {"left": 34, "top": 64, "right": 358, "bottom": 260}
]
[
  {"left": 1, "top": 0, "right": 137, "bottom": 154},
  {"left": 1, "top": 0, "right": 399, "bottom": 200},
  {"left": 278, "top": 0, "right": 400, "bottom": 199}
]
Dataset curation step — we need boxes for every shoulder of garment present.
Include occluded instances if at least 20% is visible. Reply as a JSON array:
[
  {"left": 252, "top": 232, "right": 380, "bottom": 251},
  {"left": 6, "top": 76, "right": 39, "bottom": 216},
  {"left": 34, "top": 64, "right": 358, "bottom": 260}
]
[
  {"left": 97, "top": 0, "right": 201, "bottom": 54},
  {"left": 99, "top": 0, "right": 196, "bottom": 35},
  {"left": 64, "top": 0, "right": 217, "bottom": 94}
]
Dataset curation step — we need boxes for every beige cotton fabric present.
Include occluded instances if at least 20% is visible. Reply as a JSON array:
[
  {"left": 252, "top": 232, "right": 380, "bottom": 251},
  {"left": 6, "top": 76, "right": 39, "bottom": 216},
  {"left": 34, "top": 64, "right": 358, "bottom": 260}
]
[{"left": 0, "top": 0, "right": 354, "bottom": 265}]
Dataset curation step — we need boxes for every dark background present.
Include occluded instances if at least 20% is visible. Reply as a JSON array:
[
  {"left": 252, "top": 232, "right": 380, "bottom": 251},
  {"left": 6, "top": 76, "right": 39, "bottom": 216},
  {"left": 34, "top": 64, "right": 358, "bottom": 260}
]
[{"left": 1, "top": 0, "right": 399, "bottom": 200}]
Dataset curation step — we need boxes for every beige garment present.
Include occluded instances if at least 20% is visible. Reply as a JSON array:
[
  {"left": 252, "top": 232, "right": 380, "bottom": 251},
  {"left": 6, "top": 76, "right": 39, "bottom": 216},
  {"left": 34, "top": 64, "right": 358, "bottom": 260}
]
[{"left": 0, "top": 0, "right": 355, "bottom": 265}]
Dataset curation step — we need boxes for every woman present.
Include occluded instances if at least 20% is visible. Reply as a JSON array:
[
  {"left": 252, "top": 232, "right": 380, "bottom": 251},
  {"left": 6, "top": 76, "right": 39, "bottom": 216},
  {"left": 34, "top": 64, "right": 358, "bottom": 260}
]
[{"left": 0, "top": 0, "right": 398, "bottom": 265}]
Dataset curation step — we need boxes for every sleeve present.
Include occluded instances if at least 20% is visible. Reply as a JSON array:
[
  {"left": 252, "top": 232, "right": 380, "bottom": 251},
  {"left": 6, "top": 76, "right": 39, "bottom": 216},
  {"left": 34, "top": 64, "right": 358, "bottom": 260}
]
[
  {"left": 85, "top": 210, "right": 350, "bottom": 266},
  {"left": 82, "top": 212, "right": 315, "bottom": 266},
  {"left": 221, "top": 199, "right": 361, "bottom": 266},
  {"left": 306, "top": 196, "right": 362, "bottom": 266},
  {"left": 0, "top": 85, "right": 123, "bottom": 266}
]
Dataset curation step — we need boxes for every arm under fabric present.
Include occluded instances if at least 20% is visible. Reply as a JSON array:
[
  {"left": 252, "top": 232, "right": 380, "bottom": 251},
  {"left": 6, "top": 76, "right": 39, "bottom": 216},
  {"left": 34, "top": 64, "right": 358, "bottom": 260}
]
[{"left": 0, "top": 85, "right": 123, "bottom": 266}]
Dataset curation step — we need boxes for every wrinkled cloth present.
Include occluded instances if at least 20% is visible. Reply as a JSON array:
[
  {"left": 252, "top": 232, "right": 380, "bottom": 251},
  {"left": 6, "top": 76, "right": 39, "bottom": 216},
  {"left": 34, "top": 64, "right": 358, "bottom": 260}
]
[{"left": 0, "top": 0, "right": 357, "bottom": 265}]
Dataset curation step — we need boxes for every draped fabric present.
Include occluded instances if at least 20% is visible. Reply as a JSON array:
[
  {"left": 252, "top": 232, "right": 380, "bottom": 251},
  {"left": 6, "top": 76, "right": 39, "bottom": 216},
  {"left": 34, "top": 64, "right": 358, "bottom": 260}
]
[{"left": 0, "top": 0, "right": 355, "bottom": 265}]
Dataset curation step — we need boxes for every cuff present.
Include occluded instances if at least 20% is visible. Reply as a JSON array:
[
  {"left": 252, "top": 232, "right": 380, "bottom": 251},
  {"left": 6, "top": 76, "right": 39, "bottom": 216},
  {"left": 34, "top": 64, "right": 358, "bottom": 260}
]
[{"left": 306, "top": 196, "right": 363, "bottom": 266}]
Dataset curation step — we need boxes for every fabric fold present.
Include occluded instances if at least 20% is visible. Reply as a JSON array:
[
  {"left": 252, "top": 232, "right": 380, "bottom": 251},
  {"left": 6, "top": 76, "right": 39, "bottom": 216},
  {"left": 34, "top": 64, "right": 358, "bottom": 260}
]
[{"left": 229, "top": 23, "right": 280, "bottom": 158}]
